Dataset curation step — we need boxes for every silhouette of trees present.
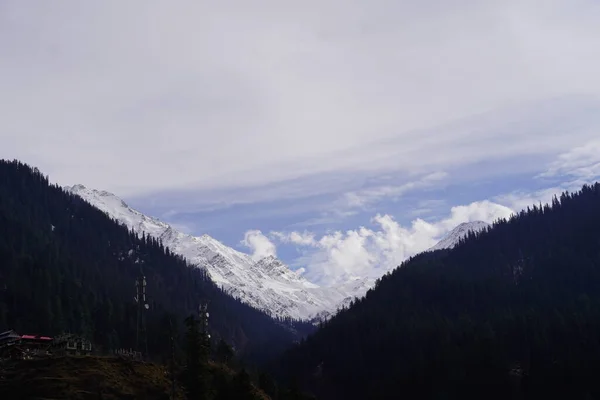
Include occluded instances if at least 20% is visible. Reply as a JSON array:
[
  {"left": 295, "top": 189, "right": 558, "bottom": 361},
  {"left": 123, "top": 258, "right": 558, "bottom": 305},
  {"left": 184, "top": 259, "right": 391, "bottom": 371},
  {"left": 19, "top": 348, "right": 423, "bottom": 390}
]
[
  {"left": 279, "top": 182, "right": 600, "bottom": 399},
  {"left": 0, "top": 159, "right": 311, "bottom": 365}
]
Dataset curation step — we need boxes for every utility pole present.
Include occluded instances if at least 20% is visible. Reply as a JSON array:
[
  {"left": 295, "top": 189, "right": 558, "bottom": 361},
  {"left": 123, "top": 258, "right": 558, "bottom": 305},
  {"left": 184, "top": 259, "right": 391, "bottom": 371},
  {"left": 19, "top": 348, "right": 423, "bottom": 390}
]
[
  {"left": 199, "top": 303, "right": 209, "bottom": 336},
  {"left": 199, "top": 302, "right": 210, "bottom": 357},
  {"left": 134, "top": 272, "right": 149, "bottom": 358}
]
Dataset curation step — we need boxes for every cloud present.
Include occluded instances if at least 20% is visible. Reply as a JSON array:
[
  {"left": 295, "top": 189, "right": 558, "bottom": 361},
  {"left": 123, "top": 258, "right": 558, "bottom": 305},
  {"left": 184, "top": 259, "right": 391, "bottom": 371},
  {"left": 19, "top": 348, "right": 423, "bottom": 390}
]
[
  {"left": 273, "top": 200, "right": 514, "bottom": 286},
  {"left": 539, "top": 140, "right": 600, "bottom": 182},
  {"left": 2, "top": 0, "right": 600, "bottom": 202},
  {"left": 240, "top": 230, "right": 277, "bottom": 261},
  {"left": 494, "top": 187, "right": 564, "bottom": 212},
  {"left": 341, "top": 172, "right": 448, "bottom": 209},
  {"left": 279, "top": 137, "right": 600, "bottom": 288},
  {"left": 407, "top": 199, "right": 447, "bottom": 218},
  {"left": 284, "top": 172, "right": 450, "bottom": 228},
  {"left": 168, "top": 222, "right": 196, "bottom": 235},
  {"left": 494, "top": 141, "right": 600, "bottom": 211},
  {"left": 272, "top": 231, "right": 317, "bottom": 247}
]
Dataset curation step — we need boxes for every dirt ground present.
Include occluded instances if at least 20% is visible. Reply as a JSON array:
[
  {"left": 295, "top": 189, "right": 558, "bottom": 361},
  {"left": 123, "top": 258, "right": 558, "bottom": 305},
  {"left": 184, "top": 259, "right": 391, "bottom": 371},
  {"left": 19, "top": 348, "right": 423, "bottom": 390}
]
[{"left": 0, "top": 355, "right": 186, "bottom": 400}]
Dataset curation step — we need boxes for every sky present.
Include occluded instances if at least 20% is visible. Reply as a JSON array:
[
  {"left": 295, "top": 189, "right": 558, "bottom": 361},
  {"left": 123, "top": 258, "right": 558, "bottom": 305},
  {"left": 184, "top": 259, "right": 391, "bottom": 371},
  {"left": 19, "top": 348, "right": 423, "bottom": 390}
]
[{"left": 2, "top": 0, "right": 600, "bottom": 287}]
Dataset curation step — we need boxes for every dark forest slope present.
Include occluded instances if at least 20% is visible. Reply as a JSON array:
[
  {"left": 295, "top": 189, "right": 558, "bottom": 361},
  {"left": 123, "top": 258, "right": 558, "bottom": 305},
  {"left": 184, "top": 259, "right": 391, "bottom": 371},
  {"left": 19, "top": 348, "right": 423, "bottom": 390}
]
[
  {"left": 0, "top": 160, "right": 311, "bottom": 364},
  {"left": 0, "top": 356, "right": 187, "bottom": 399},
  {"left": 279, "top": 183, "right": 600, "bottom": 399},
  {"left": 0, "top": 356, "right": 275, "bottom": 400}
]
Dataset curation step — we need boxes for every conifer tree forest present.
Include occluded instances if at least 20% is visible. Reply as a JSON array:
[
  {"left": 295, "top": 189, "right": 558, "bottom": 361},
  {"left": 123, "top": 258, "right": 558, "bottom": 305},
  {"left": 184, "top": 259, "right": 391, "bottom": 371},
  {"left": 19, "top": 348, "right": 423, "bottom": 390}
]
[
  {"left": 5, "top": 159, "right": 600, "bottom": 399},
  {"left": 0, "top": 160, "right": 315, "bottom": 398},
  {"left": 277, "top": 182, "right": 600, "bottom": 399}
]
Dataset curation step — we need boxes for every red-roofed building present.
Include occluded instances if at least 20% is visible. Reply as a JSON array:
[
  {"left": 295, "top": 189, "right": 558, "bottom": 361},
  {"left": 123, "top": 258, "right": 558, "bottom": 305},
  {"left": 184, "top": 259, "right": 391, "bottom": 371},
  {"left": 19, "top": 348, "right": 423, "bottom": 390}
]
[
  {"left": 21, "top": 335, "right": 53, "bottom": 341},
  {"left": 0, "top": 331, "right": 53, "bottom": 360},
  {"left": 18, "top": 334, "right": 53, "bottom": 358}
]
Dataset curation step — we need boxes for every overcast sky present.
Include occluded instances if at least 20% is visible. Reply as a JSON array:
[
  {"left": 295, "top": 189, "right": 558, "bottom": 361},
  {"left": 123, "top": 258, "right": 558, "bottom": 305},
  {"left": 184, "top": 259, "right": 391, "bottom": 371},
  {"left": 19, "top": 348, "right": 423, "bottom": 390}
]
[{"left": 2, "top": 0, "right": 600, "bottom": 286}]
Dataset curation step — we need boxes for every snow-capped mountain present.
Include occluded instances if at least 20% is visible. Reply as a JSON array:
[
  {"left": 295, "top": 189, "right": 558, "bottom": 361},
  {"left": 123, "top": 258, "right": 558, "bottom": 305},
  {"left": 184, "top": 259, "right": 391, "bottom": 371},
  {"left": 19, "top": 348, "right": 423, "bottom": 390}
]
[
  {"left": 428, "top": 221, "right": 490, "bottom": 251},
  {"left": 65, "top": 184, "right": 361, "bottom": 321}
]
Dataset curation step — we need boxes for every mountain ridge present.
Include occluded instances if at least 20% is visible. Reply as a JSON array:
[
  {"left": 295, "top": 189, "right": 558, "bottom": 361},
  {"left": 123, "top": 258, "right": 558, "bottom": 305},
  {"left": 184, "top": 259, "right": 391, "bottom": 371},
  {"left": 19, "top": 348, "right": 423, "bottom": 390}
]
[
  {"left": 428, "top": 220, "right": 490, "bottom": 251},
  {"left": 278, "top": 183, "right": 600, "bottom": 399},
  {"left": 0, "top": 159, "right": 311, "bottom": 364},
  {"left": 65, "top": 184, "right": 366, "bottom": 321},
  {"left": 65, "top": 184, "right": 490, "bottom": 322}
]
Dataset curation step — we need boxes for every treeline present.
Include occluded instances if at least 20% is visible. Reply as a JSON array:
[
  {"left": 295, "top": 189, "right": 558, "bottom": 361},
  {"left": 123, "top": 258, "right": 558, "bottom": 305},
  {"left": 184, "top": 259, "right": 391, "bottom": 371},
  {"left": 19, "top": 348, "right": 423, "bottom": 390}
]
[
  {"left": 278, "top": 183, "right": 600, "bottom": 399},
  {"left": 0, "top": 159, "right": 312, "bottom": 366},
  {"left": 181, "top": 313, "right": 315, "bottom": 399}
]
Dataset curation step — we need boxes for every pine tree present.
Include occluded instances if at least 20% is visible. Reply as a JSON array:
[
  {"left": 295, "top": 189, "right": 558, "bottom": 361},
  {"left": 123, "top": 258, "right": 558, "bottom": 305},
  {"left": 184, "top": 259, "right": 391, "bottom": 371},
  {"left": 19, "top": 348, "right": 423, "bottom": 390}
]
[
  {"left": 216, "top": 339, "right": 234, "bottom": 366},
  {"left": 183, "top": 314, "right": 212, "bottom": 399},
  {"left": 231, "top": 368, "right": 258, "bottom": 400}
]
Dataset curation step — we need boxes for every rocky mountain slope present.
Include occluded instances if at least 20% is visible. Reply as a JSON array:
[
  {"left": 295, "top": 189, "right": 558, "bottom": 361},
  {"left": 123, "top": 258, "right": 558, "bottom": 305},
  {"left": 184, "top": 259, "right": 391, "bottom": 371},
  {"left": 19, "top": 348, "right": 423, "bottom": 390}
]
[
  {"left": 428, "top": 221, "right": 490, "bottom": 251},
  {"left": 65, "top": 185, "right": 485, "bottom": 322},
  {"left": 65, "top": 185, "right": 364, "bottom": 321}
]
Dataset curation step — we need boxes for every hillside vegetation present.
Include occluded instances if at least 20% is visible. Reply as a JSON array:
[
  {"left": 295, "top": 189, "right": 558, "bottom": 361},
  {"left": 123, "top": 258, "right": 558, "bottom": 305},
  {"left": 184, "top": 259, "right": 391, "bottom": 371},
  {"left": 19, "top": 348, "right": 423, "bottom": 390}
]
[
  {"left": 0, "top": 355, "right": 277, "bottom": 400},
  {"left": 279, "top": 183, "right": 600, "bottom": 399},
  {"left": 0, "top": 356, "right": 186, "bottom": 399},
  {"left": 0, "top": 160, "right": 311, "bottom": 365}
]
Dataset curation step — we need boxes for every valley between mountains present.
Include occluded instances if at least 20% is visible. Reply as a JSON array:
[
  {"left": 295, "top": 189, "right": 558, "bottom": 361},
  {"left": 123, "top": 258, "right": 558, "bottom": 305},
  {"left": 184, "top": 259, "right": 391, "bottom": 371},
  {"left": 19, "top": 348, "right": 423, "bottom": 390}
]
[{"left": 65, "top": 184, "right": 486, "bottom": 322}]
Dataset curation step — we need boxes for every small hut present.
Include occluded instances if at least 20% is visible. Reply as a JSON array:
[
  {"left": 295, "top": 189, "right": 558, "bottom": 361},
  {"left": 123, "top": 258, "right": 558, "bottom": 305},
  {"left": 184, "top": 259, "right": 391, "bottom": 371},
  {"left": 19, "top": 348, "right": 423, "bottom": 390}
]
[{"left": 51, "top": 333, "right": 92, "bottom": 356}]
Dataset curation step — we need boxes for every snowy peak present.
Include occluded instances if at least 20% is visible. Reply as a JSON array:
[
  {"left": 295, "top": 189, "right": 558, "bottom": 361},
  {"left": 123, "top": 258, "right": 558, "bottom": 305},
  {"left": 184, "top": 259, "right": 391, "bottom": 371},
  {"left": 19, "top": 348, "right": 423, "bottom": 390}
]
[
  {"left": 66, "top": 184, "right": 170, "bottom": 237},
  {"left": 63, "top": 184, "right": 355, "bottom": 321},
  {"left": 429, "top": 221, "right": 490, "bottom": 251}
]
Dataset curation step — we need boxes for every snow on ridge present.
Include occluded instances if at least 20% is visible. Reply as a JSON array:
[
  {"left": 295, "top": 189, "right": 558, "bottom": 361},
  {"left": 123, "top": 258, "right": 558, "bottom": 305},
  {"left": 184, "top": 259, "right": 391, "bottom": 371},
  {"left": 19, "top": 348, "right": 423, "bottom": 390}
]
[
  {"left": 428, "top": 221, "right": 490, "bottom": 251},
  {"left": 64, "top": 184, "right": 355, "bottom": 321},
  {"left": 64, "top": 185, "right": 496, "bottom": 321}
]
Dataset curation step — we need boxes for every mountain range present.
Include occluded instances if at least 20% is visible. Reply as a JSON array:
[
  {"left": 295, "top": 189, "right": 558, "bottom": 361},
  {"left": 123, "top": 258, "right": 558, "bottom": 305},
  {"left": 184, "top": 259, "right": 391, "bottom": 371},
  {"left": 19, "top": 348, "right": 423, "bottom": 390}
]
[
  {"left": 10, "top": 159, "right": 600, "bottom": 398},
  {"left": 65, "top": 185, "right": 376, "bottom": 322},
  {"left": 0, "top": 160, "right": 316, "bottom": 365},
  {"left": 65, "top": 185, "right": 487, "bottom": 322},
  {"left": 427, "top": 221, "right": 490, "bottom": 252}
]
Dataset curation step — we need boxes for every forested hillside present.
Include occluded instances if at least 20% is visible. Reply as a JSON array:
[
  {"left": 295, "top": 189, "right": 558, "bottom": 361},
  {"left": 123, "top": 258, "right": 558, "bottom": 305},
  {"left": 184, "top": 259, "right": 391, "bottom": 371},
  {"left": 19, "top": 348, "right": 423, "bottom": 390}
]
[
  {"left": 279, "top": 183, "right": 600, "bottom": 399},
  {"left": 0, "top": 160, "right": 311, "bottom": 364}
]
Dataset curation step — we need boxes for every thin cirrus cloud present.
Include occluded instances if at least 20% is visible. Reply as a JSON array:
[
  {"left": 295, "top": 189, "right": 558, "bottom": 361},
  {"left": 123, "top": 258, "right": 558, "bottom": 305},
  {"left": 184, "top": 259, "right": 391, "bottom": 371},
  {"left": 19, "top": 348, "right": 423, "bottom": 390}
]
[
  {"left": 497, "top": 140, "right": 600, "bottom": 211},
  {"left": 2, "top": 1, "right": 600, "bottom": 287},
  {"left": 341, "top": 172, "right": 448, "bottom": 210},
  {"left": 2, "top": 0, "right": 600, "bottom": 202},
  {"left": 538, "top": 140, "right": 600, "bottom": 182},
  {"left": 243, "top": 141, "right": 600, "bottom": 287}
]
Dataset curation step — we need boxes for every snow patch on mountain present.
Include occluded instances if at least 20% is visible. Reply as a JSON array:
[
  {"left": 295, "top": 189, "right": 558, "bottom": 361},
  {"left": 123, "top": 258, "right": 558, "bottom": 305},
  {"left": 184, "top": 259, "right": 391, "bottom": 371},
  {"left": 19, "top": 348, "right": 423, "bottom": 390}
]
[
  {"left": 428, "top": 221, "right": 490, "bottom": 251},
  {"left": 65, "top": 184, "right": 363, "bottom": 321}
]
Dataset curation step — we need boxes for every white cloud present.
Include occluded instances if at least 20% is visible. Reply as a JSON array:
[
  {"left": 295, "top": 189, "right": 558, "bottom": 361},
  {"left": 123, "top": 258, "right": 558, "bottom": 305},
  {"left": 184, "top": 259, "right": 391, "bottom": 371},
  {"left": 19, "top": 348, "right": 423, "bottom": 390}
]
[
  {"left": 272, "top": 231, "right": 317, "bottom": 247},
  {"left": 240, "top": 230, "right": 277, "bottom": 261},
  {"left": 2, "top": 0, "right": 600, "bottom": 201},
  {"left": 277, "top": 136, "right": 600, "bottom": 288},
  {"left": 494, "top": 187, "right": 563, "bottom": 212},
  {"left": 168, "top": 222, "right": 196, "bottom": 235},
  {"left": 273, "top": 200, "right": 514, "bottom": 286},
  {"left": 255, "top": 140, "right": 600, "bottom": 288}
]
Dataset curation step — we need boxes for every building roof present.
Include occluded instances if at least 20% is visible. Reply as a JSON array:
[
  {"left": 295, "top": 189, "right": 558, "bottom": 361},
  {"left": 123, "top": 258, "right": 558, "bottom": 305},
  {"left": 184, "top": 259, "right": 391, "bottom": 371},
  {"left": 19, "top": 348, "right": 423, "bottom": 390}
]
[
  {"left": 0, "top": 330, "right": 21, "bottom": 341},
  {"left": 21, "top": 335, "right": 52, "bottom": 341}
]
